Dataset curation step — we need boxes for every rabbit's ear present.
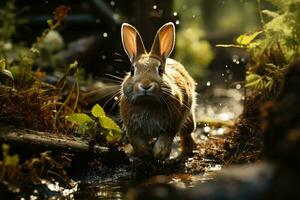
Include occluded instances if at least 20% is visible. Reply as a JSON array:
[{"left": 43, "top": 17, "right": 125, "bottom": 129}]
[
  {"left": 121, "top": 23, "right": 146, "bottom": 62},
  {"left": 150, "top": 22, "right": 175, "bottom": 61}
]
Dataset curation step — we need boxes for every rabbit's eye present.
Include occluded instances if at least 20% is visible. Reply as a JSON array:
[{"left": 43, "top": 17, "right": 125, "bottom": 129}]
[
  {"left": 158, "top": 65, "right": 164, "bottom": 75},
  {"left": 130, "top": 66, "right": 135, "bottom": 75}
]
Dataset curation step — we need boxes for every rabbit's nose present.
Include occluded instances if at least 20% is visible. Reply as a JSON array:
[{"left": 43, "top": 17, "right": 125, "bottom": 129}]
[{"left": 138, "top": 83, "right": 155, "bottom": 92}]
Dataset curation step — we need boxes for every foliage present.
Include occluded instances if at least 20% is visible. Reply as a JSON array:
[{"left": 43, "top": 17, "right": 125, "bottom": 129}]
[
  {"left": 176, "top": 25, "right": 214, "bottom": 78},
  {"left": 0, "top": 58, "right": 14, "bottom": 85},
  {"left": 0, "top": 4, "right": 80, "bottom": 134},
  {"left": 0, "top": 144, "right": 20, "bottom": 181},
  {"left": 0, "top": 2, "right": 70, "bottom": 89},
  {"left": 0, "top": 60, "right": 81, "bottom": 134},
  {"left": 216, "top": 31, "right": 262, "bottom": 48},
  {"left": 245, "top": 73, "right": 273, "bottom": 91},
  {"left": 0, "top": 0, "right": 17, "bottom": 43},
  {"left": 218, "top": 0, "right": 300, "bottom": 95},
  {"left": 66, "top": 104, "right": 123, "bottom": 144},
  {"left": 0, "top": 145, "right": 74, "bottom": 195},
  {"left": 173, "top": 0, "right": 214, "bottom": 78}
]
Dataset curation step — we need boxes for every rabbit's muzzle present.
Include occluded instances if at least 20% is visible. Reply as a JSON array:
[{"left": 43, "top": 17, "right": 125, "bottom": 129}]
[{"left": 133, "top": 79, "right": 160, "bottom": 99}]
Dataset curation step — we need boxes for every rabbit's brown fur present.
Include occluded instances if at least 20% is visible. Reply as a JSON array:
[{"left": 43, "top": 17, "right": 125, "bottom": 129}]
[{"left": 120, "top": 22, "right": 196, "bottom": 160}]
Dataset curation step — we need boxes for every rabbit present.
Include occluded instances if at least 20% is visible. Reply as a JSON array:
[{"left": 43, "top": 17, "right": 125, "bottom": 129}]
[{"left": 120, "top": 22, "right": 197, "bottom": 160}]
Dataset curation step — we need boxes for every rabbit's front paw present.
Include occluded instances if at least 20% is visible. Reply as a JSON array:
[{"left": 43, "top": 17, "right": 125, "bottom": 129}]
[{"left": 153, "top": 135, "right": 173, "bottom": 160}]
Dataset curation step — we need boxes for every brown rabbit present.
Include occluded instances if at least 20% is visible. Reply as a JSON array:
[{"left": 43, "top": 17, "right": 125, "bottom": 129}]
[{"left": 120, "top": 22, "right": 196, "bottom": 160}]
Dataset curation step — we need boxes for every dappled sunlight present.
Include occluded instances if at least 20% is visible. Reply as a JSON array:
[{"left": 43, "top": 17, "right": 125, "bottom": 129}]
[{"left": 0, "top": 0, "right": 299, "bottom": 199}]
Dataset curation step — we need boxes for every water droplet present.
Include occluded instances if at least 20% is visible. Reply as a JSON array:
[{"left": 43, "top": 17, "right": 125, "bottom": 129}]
[
  {"left": 153, "top": 5, "right": 157, "bottom": 10},
  {"left": 103, "top": 32, "right": 108, "bottom": 38},
  {"left": 110, "top": 1, "right": 115, "bottom": 6},
  {"left": 217, "top": 128, "right": 224, "bottom": 134},
  {"left": 221, "top": 73, "right": 225, "bottom": 76},
  {"left": 175, "top": 20, "right": 180, "bottom": 25},
  {"left": 206, "top": 81, "right": 211, "bottom": 86},
  {"left": 232, "top": 55, "right": 239, "bottom": 64},
  {"left": 114, "top": 96, "right": 118, "bottom": 101},
  {"left": 173, "top": 12, "right": 178, "bottom": 16},
  {"left": 219, "top": 113, "right": 232, "bottom": 121},
  {"left": 204, "top": 126, "right": 210, "bottom": 132},
  {"left": 113, "top": 14, "right": 120, "bottom": 21},
  {"left": 236, "top": 84, "right": 241, "bottom": 89}
]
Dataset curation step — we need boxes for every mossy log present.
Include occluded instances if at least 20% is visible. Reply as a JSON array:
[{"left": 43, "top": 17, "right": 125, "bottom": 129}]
[{"left": 0, "top": 125, "right": 108, "bottom": 155}]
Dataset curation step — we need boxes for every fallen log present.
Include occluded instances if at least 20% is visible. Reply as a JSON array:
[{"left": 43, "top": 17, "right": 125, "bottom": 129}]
[{"left": 0, "top": 124, "right": 108, "bottom": 156}]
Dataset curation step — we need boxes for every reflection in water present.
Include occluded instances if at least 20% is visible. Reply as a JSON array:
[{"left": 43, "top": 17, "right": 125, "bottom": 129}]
[{"left": 75, "top": 181, "right": 126, "bottom": 200}]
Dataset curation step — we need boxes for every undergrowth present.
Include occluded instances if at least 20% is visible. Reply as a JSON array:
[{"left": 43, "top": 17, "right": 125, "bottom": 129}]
[
  {"left": 216, "top": 0, "right": 300, "bottom": 165},
  {"left": 0, "top": 2, "right": 123, "bottom": 143},
  {"left": 0, "top": 2, "right": 123, "bottom": 195}
]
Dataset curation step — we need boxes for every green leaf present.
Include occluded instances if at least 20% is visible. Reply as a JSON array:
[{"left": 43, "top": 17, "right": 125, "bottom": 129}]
[
  {"left": 91, "top": 104, "right": 106, "bottom": 118},
  {"left": 265, "top": 76, "right": 274, "bottom": 91},
  {"left": 246, "top": 73, "right": 262, "bottom": 83},
  {"left": 69, "top": 60, "right": 78, "bottom": 69},
  {"left": 105, "top": 130, "right": 122, "bottom": 142},
  {"left": 245, "top": 74, "right": 263, "bottom": 88},
  {"left": 106, "top": 130, "right": 115, "bottom": 142},
  {"left": 245, "top": 79, "right": 261, "bottom": 88},
  {"left": 1, "top": 69, "right": 14, "bottom": 81},
  {"left": 262, "top": 9, "right": 279, "bottom": 18},
  {"left": 47, "top": 19, "right": 53, "bottom": 27},
  {"left": 66, "top": 113, "right": 93, "bottom": 126},
  {"left": 67, "top": 60, "right": 79, "bottom": 76},
  {"left": 99, "top": 116, "right": 121, "bottom": 133},
  {"left": 5, "top": 154, "right": 19, "bottom": 166},
  {"left": 236, "top": 31, "right": 263, "bottom": 45}
]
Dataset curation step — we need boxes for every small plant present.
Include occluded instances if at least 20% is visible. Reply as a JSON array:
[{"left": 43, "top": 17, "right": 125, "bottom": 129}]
[
  {"left": 0, "top": 146, "right": 74, "bottom": 194},
  {"left": 66, "top": 104, "right": 123, "bottom": 144},
  {"left": 0, "top": 144, "right": 20, "bottom": 181},
  {"left": 216, "top": 31, "right": 262, "bottom": 49},
  {"left": 217, "top": 0, "right": 300, "bottom": 95},
  {"left": 0, "top": 4, "right": 71, "bottom": 89}
]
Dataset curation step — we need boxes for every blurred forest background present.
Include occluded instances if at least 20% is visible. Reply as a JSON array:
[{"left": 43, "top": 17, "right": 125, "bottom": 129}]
[{"left": 0, "top": 0, "right": 271, "bottom": 87}]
